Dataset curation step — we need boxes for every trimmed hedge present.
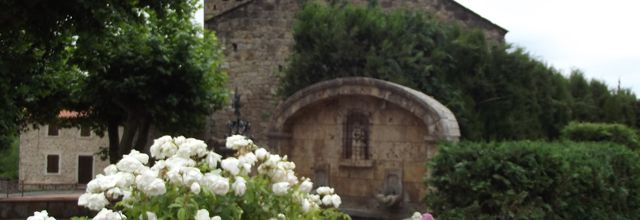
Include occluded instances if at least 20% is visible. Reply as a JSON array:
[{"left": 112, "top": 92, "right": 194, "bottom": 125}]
[
  {"left": 561, "top": 122, "right": 640, "bottom": 150},
  {"left": 426, "top": 141, "right": 640, "bottom": 219}
]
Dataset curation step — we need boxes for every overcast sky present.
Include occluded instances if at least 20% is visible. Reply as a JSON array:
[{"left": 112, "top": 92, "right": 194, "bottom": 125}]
[{"left": 454, "top": 0, "right": 640, "bottom": 95}]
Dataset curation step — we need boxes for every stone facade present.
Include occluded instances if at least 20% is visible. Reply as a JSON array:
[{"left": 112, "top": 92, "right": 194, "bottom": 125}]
[
  {"left": 19, "top": 125, "right": 110, "bottom": 187},
  {"left": 204, "top": 0, "right": 505, "bottom": 145},
  {"left": 268, "top": 77, "right": 459, "bottom": 218}
]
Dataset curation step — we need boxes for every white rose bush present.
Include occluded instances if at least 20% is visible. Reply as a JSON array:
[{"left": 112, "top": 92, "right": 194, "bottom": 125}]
[{"left": 30, "top": 135, "right": 348, "bottom": 220}]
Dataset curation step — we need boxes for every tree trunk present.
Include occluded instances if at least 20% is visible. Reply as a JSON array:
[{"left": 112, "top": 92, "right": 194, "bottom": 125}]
[
  {"left": 119, "top": 114, "right": 140, "bottom": 155},
  {"left": 108, "top": 119, "right": 120, "bottom": 163},
  {"left": 133, "top": 116, "right": 151, "bottom": 152}
]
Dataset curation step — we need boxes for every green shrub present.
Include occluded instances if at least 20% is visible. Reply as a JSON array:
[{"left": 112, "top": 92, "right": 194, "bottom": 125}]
[
  {"left": 0, "top": 137, "right": 18, "bottom": 180},
  {"left": 561, "top": 122, "right": 640, "bottom": 150},
  {"left": 426, "top": 141, "right": 640, "bottom": 219}
]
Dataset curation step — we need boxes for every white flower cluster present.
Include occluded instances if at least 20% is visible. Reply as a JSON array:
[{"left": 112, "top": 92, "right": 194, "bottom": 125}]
[
  {"left": 26, "top": 210, "right": 55, "bottom": 220},
  {"left": 195, "top": 209, "right": 221, "bottom": 220},
  {"left": 38, "top": 135, "right": 341, "bottom": 219}
]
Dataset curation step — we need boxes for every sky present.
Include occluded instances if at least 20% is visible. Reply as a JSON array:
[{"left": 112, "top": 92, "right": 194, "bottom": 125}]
[{"left": 454, "top": 0, "right": 640, "bottom": 94}]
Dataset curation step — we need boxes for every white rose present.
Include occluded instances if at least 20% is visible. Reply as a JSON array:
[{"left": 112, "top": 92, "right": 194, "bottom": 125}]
[
  {"left": 330, "top": 194, "right": 342, "bottom": 208},
  {"left": 239, "top": 152, "right": 257, "bottom": 165},
  {"left": 232, "top": 177, "right": 246, "bottom": 196},
  {"left": 151, "top": 160, "right": 167, "bottom": 172},
  {"left": 86, "top": 178, "right": 101, "bottom": 193},
  {"left": 301, "top": 198, "right": 311, "bottom": 213},
  {"left": 299, "top": 179, "right": 313, "bottom": 193},
  {"left": 322, "top": 195, "right": 333, "bottom": 206},
  {"left": 93, "top": 208, "right": 125, "bottom": 220},
  {"left": 166, "top": 168, "right": 183, "bottom": 184},
  {"left": 150, "top": 135, "right": 172, "bottom": 159},
  {"left": 316, "top": 186, "right": 334, "bottom": 195},
  {"left": 145, "top": 178, "right": 166, "bottom": 196},
  {"left": 255, "top": 148, "right": 269, "bottom": 161},
  {"left": 195, "top": 209, "right": 210, "bottom": 220},
  {"left": 116, "top": 156, "right": 143, "bottom": 173},
  {"left": 206, "top": 152, "right": 222, "bottom": 169},
  {"left": 182, "top": 167, "right": 203, "bottom": 186},
  {"left": 78, "top": 192, "right": 109, "bottom": 211},
  {"left": 221, "top": 158, "right": 240, "bottom": 175},
  {"left": 103, "top": 165, "right": 118, "bottom": 175},
  {"left": 114, "top": 172, "right": 135, "bottom": 188},
  {"left": 226, "top": 135, "right": 252, "bottom": 150},
  {"left": 126, "top": 149, "right": 149, "bottom": 164},
  {"left": 165, "top": 157, "right": 196, "bottom": 170},
  {"left": 145, "top": 212, "right": 157, "bottom": 220},
  {"left": 270, "top": 168, "right": 287, "bottom": 183},
  {"left": 286, "top": 171, "right": 298, "bottom": 185},
  {"left": 135, "top": 171, "right": 156, "bottom": 189},
  {"left": 212, "top": 216, "right": 221, "bottom": 220},
  {"left": 201, "top": 173, "right": 229, "bottom": 195},
  {"left": 191, "top": 182, "right": 201, "bottom": 194},
  {"left": 272, "top": 182, "right": 290, "bottom": 196},
  {"left": 186, "top": 138, "right": 208, "bottom": 157},
  {"left": 176, "top": 143, "right": 194, "bottom": 158},
  {"left": 27, "top": 210, "right": 55, "bottom": 220},
  {"left": 174, "top": 136, "right": 186, "bottom": 145},
  {"left": 160, "top": 142, "right": 178, "bottom": 159},
  {"left": 97, "top": 175, "right": 118, "bottom": 191},
  {"left": 308, "top": 194, "right": 321, "bottom": 203}
]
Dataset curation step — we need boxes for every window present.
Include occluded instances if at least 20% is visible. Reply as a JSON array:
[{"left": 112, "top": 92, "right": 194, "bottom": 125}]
[
  {"left": 80, "top": 125, "right": 91, "bottom": 137},
  {"left": 344, "top": 112, "right": 370, "bottom": 160},
  {"left": 48, "top": 123, "right": 59, "bottom": 136},
  {"left": 46, "top": 154, "right": 60, "bottom": 174}
]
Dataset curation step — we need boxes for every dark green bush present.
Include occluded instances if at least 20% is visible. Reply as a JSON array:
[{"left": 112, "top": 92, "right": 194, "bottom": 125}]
[
  {"left": 561, "top": 122, "right": 640, "bottom": 150},
  {"left": 426, "top": 141, "right": 640, "bottom": 219},
  {"left": 0, "top": 137, "right": 18, "bottom": 180}
]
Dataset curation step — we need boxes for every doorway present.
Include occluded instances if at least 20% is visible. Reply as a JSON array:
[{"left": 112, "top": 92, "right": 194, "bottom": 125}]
[{"left": 77, "top": 155, "right": 93, "bottom": 184}]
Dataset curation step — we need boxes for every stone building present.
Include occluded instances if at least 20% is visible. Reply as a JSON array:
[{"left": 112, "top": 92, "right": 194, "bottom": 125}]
[
  {"left": 205, "top": 0, "right": 503, "bottom": 218},
  {"left": 19, "top": 111, "right": 110, "bottom": 189}
]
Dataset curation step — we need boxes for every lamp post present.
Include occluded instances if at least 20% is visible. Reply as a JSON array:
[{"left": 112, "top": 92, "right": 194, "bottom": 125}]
[{"left": 227, "top": 88, "right": 250, "bottom": 136}]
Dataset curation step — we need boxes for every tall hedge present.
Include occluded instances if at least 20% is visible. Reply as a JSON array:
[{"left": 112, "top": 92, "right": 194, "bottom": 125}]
[
  {"left": 426, "top": 141, "right": 640, "bottom": 219},
  {"left": 561, "top": 122, "right": 640, "bottom": 150}
]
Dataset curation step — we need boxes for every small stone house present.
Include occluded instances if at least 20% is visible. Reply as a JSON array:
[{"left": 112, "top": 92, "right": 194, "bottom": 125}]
[{"left": 19, "top": 112, "right": 110, "bottom": 188}]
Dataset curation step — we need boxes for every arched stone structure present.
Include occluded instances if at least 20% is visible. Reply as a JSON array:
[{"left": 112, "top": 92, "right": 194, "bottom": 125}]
[
  {"left": 267, "top": 77, "right": 459, "bottom": 218},
  {"left": 269, "top": 77, "right": 459, "bottom": 141}
]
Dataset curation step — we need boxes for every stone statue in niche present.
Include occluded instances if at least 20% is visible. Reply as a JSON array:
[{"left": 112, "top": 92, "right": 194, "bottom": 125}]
[
  {"left": 344, "top": 112, "right": 369, "bottom": 160},
  {"left": 375, "top": 170, "right": 403, "bottom": 208}
]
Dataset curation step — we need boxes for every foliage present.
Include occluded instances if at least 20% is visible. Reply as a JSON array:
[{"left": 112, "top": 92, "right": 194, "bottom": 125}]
[
  {"left": 561, "top": 121, "right": 640, "bottom": 150},
  {"left": 0, "top": 137, "right": 19, "bottom": 180},
  {"left": 70, "top": 0, "right": 227, "bottom": 162},
  {"left": 0, "top": 0, "right": 189, "bottom": 151},
  {"left": 426, "top": 141, "right": 640, "bottom": 219},
  {"left": 281, "top": 2, "right": 639, "bottom": 141},
  {"left": 34, "top": 135, "right": 349, "bottom": 220}
]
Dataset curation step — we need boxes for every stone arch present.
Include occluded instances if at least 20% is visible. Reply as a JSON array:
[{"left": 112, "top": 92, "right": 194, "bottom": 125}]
[{"left": 268, "top": 77, "right": 460, "bottom": 147}]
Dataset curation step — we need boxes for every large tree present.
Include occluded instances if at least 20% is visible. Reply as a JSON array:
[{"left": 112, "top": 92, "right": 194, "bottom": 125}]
[
  {"left": 71, "top": 2, "right": 227, "bottom": 162},
  {"left": 0, "top": 0, "right": 193, "bottom": 149},
  {"left": 1, "top": 0, "right": 228, "bottom": 162}
]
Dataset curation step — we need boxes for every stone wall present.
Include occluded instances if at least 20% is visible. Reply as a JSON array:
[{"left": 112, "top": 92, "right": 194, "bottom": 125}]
[
  {"left": 267, "top": 77, "right": 459, "bottom": 218},
  {"left": 206, "top": 0, "right": 298, "bottom": 144},
  {"left": 286, "top": 96, "right": 436, "bottom": 211},
  {"left": 19, "top": 126, "right": 110, "bottom": 185},
  {"left": 204, "top": 0, "right": 503, "bottom": 145}
]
